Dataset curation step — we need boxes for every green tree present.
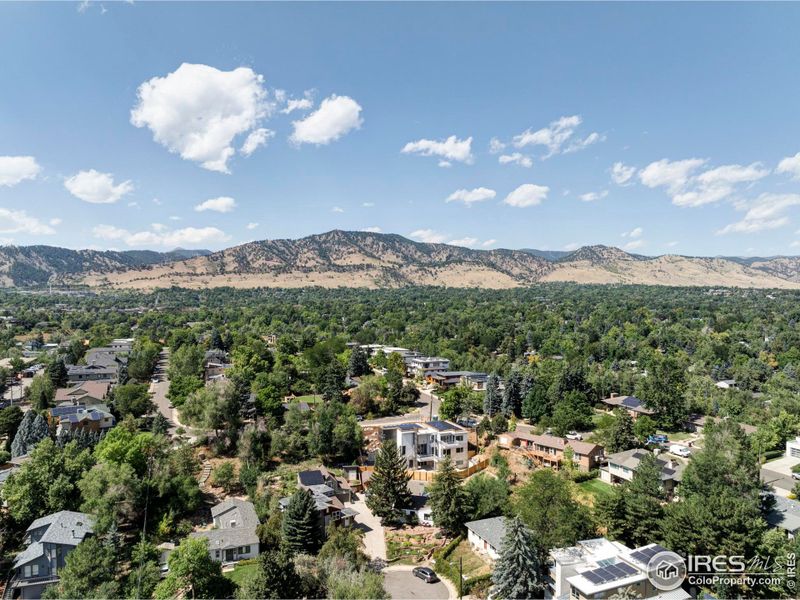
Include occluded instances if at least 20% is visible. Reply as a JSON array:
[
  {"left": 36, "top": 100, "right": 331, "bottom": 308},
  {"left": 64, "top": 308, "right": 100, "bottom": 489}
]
[
  {"left": 27, "top": 373, "right": 55, "bottom": 410},
  {"left": 347, "top": 346, "right": 371, "bottom": 377},
  {"left": 154, "top": 537, "right": 233, "bottom": 600},
  {"left": 607, "top": 409, "right": 636, "bottom": 453},
  {"left": 326, "top": 569, "right": 388, "bottom": 600},
  {"left": 2, "top": 438, "right": 94, "bottom": 524},
  {"left": 41, "top": 537, "right": 120, "bottom": 599},
  {"left": 514, "top": 469, "right": 594, "bottom": 566},
  {"left": 94, "top": 425, "right": 155, "bottom": 476},
  {"left": 79, "top": 461, "right": 143, "bottom": 533},
  {"left": 11, "top": 410, "right": 50, "bottom": 457},
  {"left": 365, "top": 439, "right": 412, "bottom": 524},
  {"left": 235, "top": 549, "right": 302, "bottom": 600},
  {"left": 210, "top": 461, "right": 235, "bottom": 493},
  {"left": 483, "top": 373, "right": 501, "bottom": 416},
  {"left": 112, "top": 383, "right": 154, "bottom": 418},
  {"left": 550, "top": 391, "right": 592, "bottom": 437},
  {"left": 319, "top": 524, "right": 369, "bottom": 569},
  {"left": 282, "top": 488, "right": 323, "bottom": 555},
  {"left": 46, "top": 358, "right": 69, "bottom": 388},
  {"left": 428, "top": 455, "right": 468, "bottom": 536},
  {"left": 632, "top": 415, "right": 657, "bottom": 443},
  {"left": 0, "top": 405, "right": 24, "bottom": 451},
  {"left": 491, "top": 516, "right": 543, "bottom": 600},
  {"left": 635, "top": 356, "right": 688, "bottom": 429},
  {"left": 464, "top": 473, "right": 510, "bottom": 521}
]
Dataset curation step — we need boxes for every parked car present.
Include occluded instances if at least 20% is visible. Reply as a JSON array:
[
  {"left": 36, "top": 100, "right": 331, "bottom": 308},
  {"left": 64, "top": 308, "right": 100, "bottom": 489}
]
[
  {"left": 647, "top": 434, "right": 669, "bottom": 445},
  {"left": 790, "top": 471, "right": 800, "bottom": 481},
  {"left": 669, "top": 444, "right": 691, "bottom": 458},
  {"left": 457, "top": 418, "right": 478, "bottom": 428},
  {"left": 566, "top": 431, "right": 583, "bottom": 440},
  {"left": 412, "top": 567, "right": 439, "bottom": 583}
]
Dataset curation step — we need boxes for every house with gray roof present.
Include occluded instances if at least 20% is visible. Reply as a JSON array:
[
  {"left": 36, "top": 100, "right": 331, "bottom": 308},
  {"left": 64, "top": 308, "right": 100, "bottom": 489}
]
[
  {"left": 280, "top": 467, "right": 359, "bottom": 532},
  {"left": 600, "top": 448, "right": 684, "bottom": 496},
  {"left": 190, "top": 498, "right": 260, "bottom": 565},
  {"left": 9, "top": 511, "right": 94, "bottom": 599},
  {"left": 466, "top": 516, "right": 506, "bottom": 560},
  {"left": 765, "top": 494, "right": 800, "bottom": 539}
]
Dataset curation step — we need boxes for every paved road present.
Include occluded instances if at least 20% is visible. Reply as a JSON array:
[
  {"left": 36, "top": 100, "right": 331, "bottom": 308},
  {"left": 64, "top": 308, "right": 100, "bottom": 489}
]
[
  {"left": 350, "top": 494, "right": 387, "bottom": 560},
  {"left": 361, "top": 389, "right": 441, "bottom": 427},
  {"left": 2, "top": 366, "right": 43, "bottom": 408},
  {"left": 383, "top": 567, "right": 450, "bottom": 600},
  {"left": 150, "top": 348, "right": 179, "bottom": 436}
]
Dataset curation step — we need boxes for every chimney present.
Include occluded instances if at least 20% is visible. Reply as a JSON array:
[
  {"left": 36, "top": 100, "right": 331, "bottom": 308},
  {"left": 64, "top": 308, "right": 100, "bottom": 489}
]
[{"left": 610, "top": 392, "right": 618, "bottom": 398}]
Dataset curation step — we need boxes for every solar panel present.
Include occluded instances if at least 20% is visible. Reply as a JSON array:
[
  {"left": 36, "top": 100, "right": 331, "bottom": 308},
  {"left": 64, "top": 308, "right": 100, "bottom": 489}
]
[
  {"left": 605, "top": 565, "right": 626, "bottom": 579},
  {"left": 618, "top": 563, "right": 638, "bottom": 576},
  {"left": 583, "top": 571, "right": 605, "bottom": 585}
]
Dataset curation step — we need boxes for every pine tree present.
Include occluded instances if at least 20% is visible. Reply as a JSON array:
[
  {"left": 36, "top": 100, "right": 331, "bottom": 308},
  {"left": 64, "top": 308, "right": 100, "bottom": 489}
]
[
  {"left": 483, "top": 373, "right": 501, "bottom": 417},
  {"left": 608, "top": 408, "right": 636, "bottom": 452},
  {"left": 46, "top": 359, "right": 69, "bottom": 388},
  {"left": 491, "top": 516, "right": 543, "bottom": 600},
  {"left": 427, "top": 455, "right": 468, "bottom": 536},
  {"left": 348, "top": 346, "right": 371, "bottom": 377},
  {"left": 365, "top": 439, "right": 411, "bottom": 524},
  {"left": 282, "top": 489, "right": 322, "bottom": 555},
  {"left": 501, "top": 371, "right": 522, "bottom": 417},
  {"left": 11, "top": 411, "right": 50, "bottom": 458}
]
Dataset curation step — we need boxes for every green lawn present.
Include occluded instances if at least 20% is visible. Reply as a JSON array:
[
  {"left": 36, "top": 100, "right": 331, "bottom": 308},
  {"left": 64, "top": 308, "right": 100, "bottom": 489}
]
[
  {"left": 224, "top": 561, "right": 259, "bottom": 586},
  {"left": 293, "top": 394, "right": 323, "bottom": 404},
  {"left": 578, "top": 478, "right": 615, "bottom": 502}
]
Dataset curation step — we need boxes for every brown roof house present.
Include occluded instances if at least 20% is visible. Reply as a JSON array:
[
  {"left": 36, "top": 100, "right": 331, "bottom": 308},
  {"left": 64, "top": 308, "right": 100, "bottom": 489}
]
[{"left": 499, "top": 432, "right": 605, "bottom": 472}]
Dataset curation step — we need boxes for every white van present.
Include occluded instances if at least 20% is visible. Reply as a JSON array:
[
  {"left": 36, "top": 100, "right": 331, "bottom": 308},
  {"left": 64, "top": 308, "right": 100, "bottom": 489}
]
[{"left": 669, "top": 444, "right": 691, "bottom": 458}]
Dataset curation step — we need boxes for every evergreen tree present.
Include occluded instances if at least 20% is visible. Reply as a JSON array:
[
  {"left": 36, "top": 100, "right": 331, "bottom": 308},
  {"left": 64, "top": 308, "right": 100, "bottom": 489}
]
[
  {"left": 11, "top": 411, "right": 50, "bottom": 458},
  {"left": 151, "top": 412, "right": 170, "bottom": 436},
  {"left": 365, "top": 439, "right": 411, "bottom": 524},
  {"left": 282, "top": 489, "right": 323, "bottom": 555},
  {"left": 427, "top": 455, "right": 468, "bottom": 536},
  {"left": 46, "top": 358, "right": 69, "bottom": 388},
  {"left": 501, "top": 371, "right": 522, "bottom": 417},
  {"left": 491, "top": 516, "right": 543, "bottom": 600},
  {"left": 622, "top": 452, "right": 665, "bottom": 546},
  {"left": 483, "top": 373, "right": 501, "bottom": 416},
  {"left": 608, "top": 409, "right": 636, "bottom": 452},
  {"left": 347, "top": 346, "right": 371, "bottom": 377}
]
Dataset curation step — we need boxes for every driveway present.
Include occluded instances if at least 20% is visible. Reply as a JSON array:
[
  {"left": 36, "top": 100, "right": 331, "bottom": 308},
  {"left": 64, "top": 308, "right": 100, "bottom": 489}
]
[
  {"left": 350, "top": 494, "right": 387, "bottom": 560},
  {"left": 383, "top": 566, "right": 450, "bottom": 600},
  {"left": 762, "top": 455, "right": 800, "bottom": 494}
]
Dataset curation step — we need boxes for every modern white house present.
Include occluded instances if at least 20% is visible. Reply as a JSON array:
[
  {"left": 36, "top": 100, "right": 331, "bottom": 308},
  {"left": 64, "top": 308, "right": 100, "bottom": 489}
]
[
  {"left": 383, "top": 420, "right": 468, "bottom": 470},
  {"left": 786, "top": 436, "right": 800, "bottom": 459},
  {"left": 407, "top": 356, "right": 451, "bottom": 378},
  {"left": 549, "top": 538, "right": 688, "bottom": 600}
]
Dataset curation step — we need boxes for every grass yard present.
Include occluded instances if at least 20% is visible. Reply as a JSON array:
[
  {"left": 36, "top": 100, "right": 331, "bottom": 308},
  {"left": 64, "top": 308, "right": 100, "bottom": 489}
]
[
  {"left": 223, "top": 560, "right": 259, "bottom": 586},
  {"left": 447, "top": 540, "right": 492, "bottom": 579},
  {"left": 576, "top": 478, "right": 616, "bottom": 505},
  {"left": 294, "top": 394, "right": 323, "bottom": 404}
]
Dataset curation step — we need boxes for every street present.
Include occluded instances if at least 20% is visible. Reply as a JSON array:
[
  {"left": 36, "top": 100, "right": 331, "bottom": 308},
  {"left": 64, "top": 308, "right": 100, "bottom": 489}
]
[
  {"left": 361, "top": 388, "right": 442, "bottom": 427},
  {"left": 150, "top": 348, "right": 179, "bottom": 436},
  {"left": 382, "top": 567, "right": 451, "bottom": 600}
]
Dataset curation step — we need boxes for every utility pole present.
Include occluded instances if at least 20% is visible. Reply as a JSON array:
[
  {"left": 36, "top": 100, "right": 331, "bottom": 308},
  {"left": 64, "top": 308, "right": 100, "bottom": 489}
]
[{"left": 459, "top": 555, "right": 463, "bottom": 600}]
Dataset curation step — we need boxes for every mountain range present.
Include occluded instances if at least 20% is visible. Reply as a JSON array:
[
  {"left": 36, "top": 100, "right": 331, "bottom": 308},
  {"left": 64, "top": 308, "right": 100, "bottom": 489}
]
[{"left": 3, "top": 230, "right": 800, "bottom": 290}]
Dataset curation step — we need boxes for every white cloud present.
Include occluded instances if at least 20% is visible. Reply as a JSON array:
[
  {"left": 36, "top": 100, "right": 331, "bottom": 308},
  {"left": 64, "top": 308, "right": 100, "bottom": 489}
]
[
  {"left": 64, "top": 169, "right": 133, "bottom": 204},
  {"left": 623, "top": 239, "right": 645, "bottom": 251},
  {"left": 0, "top": 208, "right": 56, "bottom": 235},
  {"left": 564, "top": 242, "right": 581, "bottom": 251},
  {"left": 92, "top": 223, "right": 230, "bottom": 248},
  {"left": 621, "top": 227, "right": 643, "bottom": 238},
  {"left": 611, "top": 162, "right": 636, "bottom": 186},
  {"left": 777, "top": 152, "right": 800, "bottom": 180},
  {"left": 401, "top": 135, "right": 474, "bottom": 165},
  {"left": 673, "top": 162, "right": 770, "bottom": 207},
  {"left": 0, "top": 156, "right": 41, "bottom": 187},
  {"left": 280, "top": 91, "right": 314, "bottom": 115},
  {"left": 331, "top": 206, "right": 344, "bottom": 213},
  {"left": 246, "top": 222, "right": 259, "bottom": 230},
  {"left": 503, "top": 184, "right": 549, "bottom": 208},
  {"left": 665, "top": 241, "right": 679, "bottom": 248},
  {"left": 716, "top": 193, "right": 800, "bottom": 235},
  {"left": 194, "top": 196, "right": 237, "bottom": 213},
  {"left": 512, "top": 115, "right": 601, "bottom": 158},
  {"left": 498, "top": 153, "right": 533, "bottom": 168},
  {"left": 362, "top": 202, "right": 375, "bottom": 207},
  {"left": 168, "top": 215, "right": 181, "bottom": 221},
  {"left": 240, "top": 128, "right": 275, "bottom": 156},
  {"left": 448, "top": 237, "right": 479, "bottom": 247},
  {"left": 290, "top": 95, "right": 363, "bottom": 145},
  {"left": 409, "top": 229, "right": 448, "bottom": 244},
  {"left": 638, "top": 158, "right": 706, "bottom": 194},
  {"left": 489, "top": 138, "right": 506, "bottom": 154},
  {"left": 49, "top": 218, "right": 62, "bottom": 226},
  {"left": 481, "top": 239, "right": 497, "bottom": 247},
  {"left": 152, "top": 198, "right": 162, "bottom": 205},
  {"left": 438, "top": 160, "right": 452, "bottom": 168},
  {"left": 445, "top": 187, "right": 496, "bottom": 206},
  {"left": 131, "top": 63, "right": 270, "bottom": 173},
  {"left": 579, "top": 190, "right": 609, "bottom": 202},
  {"left": 361, "top": 226, "right": 382, "bottom": 233}
]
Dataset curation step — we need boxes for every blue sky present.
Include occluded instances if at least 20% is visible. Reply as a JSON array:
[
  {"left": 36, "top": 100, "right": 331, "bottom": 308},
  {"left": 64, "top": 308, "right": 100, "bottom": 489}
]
[{"left": 2, "top": 2, "right": 800, "bottom": 256}]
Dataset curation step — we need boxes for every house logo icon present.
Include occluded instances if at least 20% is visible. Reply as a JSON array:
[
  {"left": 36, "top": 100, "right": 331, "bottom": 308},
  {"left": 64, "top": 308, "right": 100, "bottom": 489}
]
[{"left": 647, "top": 551, "right": 686, "bottom": 591}]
